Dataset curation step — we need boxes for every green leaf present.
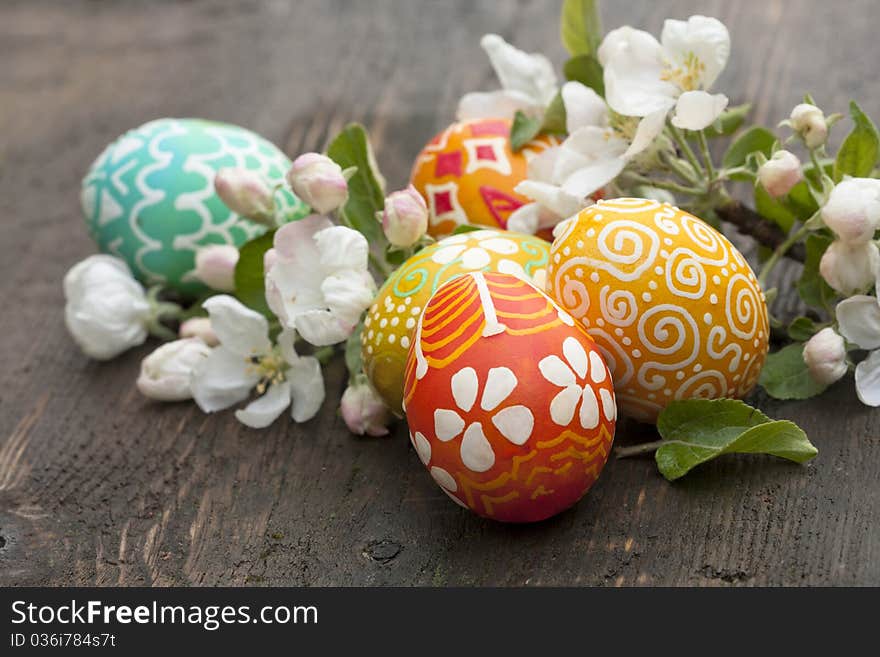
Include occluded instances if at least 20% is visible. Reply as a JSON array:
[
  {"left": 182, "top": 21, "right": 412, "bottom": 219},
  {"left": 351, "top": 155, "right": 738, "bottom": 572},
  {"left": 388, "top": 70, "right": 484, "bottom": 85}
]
[
  {"left": 510, "top": 111, "right": 543, "bottom": 152},
  {"left": 563, "top": 54, "right": 604, "bottom": 96},
  {"left": 541, "top": 91, "right": 568, "bottom": 135},
  {"left": 233, "top": 229, "right": 276, "bottom": 317},
  {"left": 754, "top": 183, "right": 796, "bottom": 232},
  {"left": 787, "top": 316, "right": 820, "bottom": 342},
  {"left": 704, "top": 103, "right": 751, "bottom": 138},
  {"left": 722, "top": 126, "right": 776, "bottom": 170},
  {"left": 452, "top": 224, "right": 483, "bottom": 235},
  {"left": 834, "top": 101, "right": 879, "bottom": 181},
  {"left": 344, "top": 323, "right": 364, "bottom": 377},
  {"left": 797, "top": 233, "right": 836, "bottom": 309},
  {"left": 560, "top": 0, "right": 602, "bottom": 57},
  {"left": 325, "top": 123, "right": 386, "bottom": 243},
  {"left": 759, "top": 343, "right": 829, "bottom": 400},
  {"left": 654, "top": 399, "right": 818, "bottom": 481}
]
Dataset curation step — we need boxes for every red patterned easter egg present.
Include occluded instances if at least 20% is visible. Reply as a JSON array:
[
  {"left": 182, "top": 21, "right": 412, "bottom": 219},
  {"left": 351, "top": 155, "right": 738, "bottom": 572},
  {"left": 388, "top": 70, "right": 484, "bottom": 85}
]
[
  {"left": 403, "top": 271, "right": 616, "bottom": 523},
  {"left": 410, "top": 118, "right": 558, "bottom": 237}
]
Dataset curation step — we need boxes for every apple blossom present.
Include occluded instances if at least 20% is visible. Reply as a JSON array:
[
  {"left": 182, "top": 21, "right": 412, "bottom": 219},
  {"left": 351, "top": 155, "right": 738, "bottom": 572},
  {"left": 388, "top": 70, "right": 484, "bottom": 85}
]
[
  {"left": 179, "top": 317, "right": 218, "bottom": 346},
  {"left": 381, "top": 185, "right": 428, "bottom": 248},
  {"left": 190, "top": 295, "right": 324, "bottom": 427},
  {"left": 802, "top": 327, "right": 848, "bottom": 386},
  {"left": 598, "top": 15, "right": 730, "bottom": 131},
  {"left": 340, "top": 377, "right": 391, "bottom": 437},
  {"left": 819, "top": 240, "right": 880, "bottom": 295},
  {"left": 137, "top": 338, "right": 211, "bottom": 401},
  {"left": 194, "top": 244, "right": 239, "bottom": 292},
  {"left": 64, "top": 255, "right": 151, "bottom": 360},
  {"left": 457, "top": 34, "right": 558, "bottom": 121},
  {"left": 836, "top": 292, "right": 880, "bottom": 406},
  {"left": 264, "top": 215, "right": 376, "bottom": 346},
  {"left": 287, "top": 153, "right": 349, "bottom": 214},
  {"left": 789, "top": 103, "right": 828, "bottom": 149},
  {"left": 821, "top": 177, "right": 880, "bottom": 245},
  {"left": 757, "top": 150, "right": 803, "bottom": 198},
  {"left": 214, "top": 167, "right": 275, "bottom": 223}
]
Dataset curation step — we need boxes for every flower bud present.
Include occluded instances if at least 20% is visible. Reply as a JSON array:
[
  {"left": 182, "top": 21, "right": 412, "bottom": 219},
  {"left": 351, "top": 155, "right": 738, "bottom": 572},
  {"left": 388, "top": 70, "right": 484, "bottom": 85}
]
[
  {"left": 803, "top": 327, "right": 847, "bottom": 385},
  {"left": 789, "top": 103, "right": 828, "bottom": 149},
  {"left": 757, "top": 150, "right": 803, "bottom": 198},
  {"left": 194, "top": 244, "right": 239, "bottom": 292},
  {"left": 214, "top": 168, "right": 275, "bottom": 223},
  {"left": 340, "top": 379, "right": 391, "bottom": 437},
  {"left": 287, "top": 153, "right": 349, "bottom": 214},
  {"left": 819, "top": 240, "right": 880, "bottom": 295},
  {"left": 821, "top": 177, "right": 880, "bottom": 245},
  {"left": 381, "top": 185, "right": 428, "bottom": 247},
  {"left": 137, "top": 338, "right": 211, "bottom": 401},
  {"left": 179, "top": 317, "right": 218, "bottom": 346},
  {"left": 63, "top": 255, "right": 151, "bottom": 360}
]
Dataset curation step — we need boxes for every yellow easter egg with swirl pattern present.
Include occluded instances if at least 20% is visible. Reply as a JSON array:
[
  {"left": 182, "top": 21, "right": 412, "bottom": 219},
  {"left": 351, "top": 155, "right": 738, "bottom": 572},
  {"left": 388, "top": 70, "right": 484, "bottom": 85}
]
[
  {"left": 362, "top": 229, "right": 550, "bottom": 414},
  {"left": 547, "top": 198, "right": 770, "bottom": 424}
]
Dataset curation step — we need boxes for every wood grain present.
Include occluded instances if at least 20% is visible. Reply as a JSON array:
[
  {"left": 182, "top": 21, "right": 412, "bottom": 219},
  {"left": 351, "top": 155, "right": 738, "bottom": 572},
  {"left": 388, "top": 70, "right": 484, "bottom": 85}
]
[{"left": 1, "top": 0, "right": 878, "bottom": 586}]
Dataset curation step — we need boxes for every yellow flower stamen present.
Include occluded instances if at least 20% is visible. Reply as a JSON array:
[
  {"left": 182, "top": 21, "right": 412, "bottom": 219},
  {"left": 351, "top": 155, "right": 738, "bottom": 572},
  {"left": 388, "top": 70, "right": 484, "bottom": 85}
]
[
  {"left": 244, "top": 349, "right": 287, "bottom": 395},
  {"left": 660, "top": 51, "right": 705, "bottom": 92}
]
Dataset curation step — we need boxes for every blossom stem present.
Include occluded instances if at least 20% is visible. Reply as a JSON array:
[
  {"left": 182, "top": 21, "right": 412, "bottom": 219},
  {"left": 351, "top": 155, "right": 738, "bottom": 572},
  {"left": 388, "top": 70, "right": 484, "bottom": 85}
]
[
  {"left": 660, "top": 150, "right": 702, "bottom": 186},
  {"left": 615, "top": 440, "right": 664, "bottom": 458},
  {"left": 697, "top": 130, "right": 717, "bottom": 182},
  {"left": 145, "top": 286, "right": 183, "bottom": 341},
  {"left": 668, "top": 124, "right": 704, "bottom": 177},
  {"left": 629, "top": 174, "right": 702, "bottom": 197},
  {"left": 757, "top": 223, "right": 812, "bottom": 288}
]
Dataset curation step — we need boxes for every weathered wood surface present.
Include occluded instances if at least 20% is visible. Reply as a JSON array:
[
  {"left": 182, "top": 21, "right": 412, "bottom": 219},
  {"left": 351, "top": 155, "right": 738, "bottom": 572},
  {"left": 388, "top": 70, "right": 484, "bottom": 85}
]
[{"left": 1, "top": 0, "right": 878, "bottom": 587}]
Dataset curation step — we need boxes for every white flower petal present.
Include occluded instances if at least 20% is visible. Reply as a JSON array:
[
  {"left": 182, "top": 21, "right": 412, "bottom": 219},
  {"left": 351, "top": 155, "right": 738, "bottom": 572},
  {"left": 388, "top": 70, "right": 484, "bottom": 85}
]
[
  {"left": 276, "top": 328, "right": 299, "bottom": 364},
  {"left": 286, "top": 356, "right": 325, "bottom": 422},
  {"left": 451, "top": 367, "right": 479, "bottom": 412},
  {"left": 479, "top": 237, "right": 519, "bottom": 255},
  {"left": 561, "top": 81, "right": 609, "bottom": 133},
  {"left": 837, "top": 295, "right": 880, "bottom": 350},
  {"left": 314, "top": 225, "right": 370, "bottom": 273},
  {"left": 234, "top": 382, "right": 292, "bottom": 429},
  {"left": 671, "top": 91, "right": 729, "bottom": 131},
  {"left": 434, "top": 408, "right": 465, "bottom": 442},
  {"left": 272, "top": 214, "right": 332, "bottom": 260},
  {"left": 481, "top": 366, "right": 518, "bottom": 411},
  {"left": 191, "top": 346, "right": 260, "bottom": 413},
  {"left": 598, "top": 26, "right": 678, "bottom": 117},
  {"left": 491, "top": 405, "right": 534, "bottom": 445},
  {"left": 321, "top": 270, "right": 376, "bottom": 328},
  {"left": 457, "top": 89, "right": 542, "bottom": 122},
  {"left": 460, "top": 422, "right": 495, "bottom": 472},
  {"left": 203, "top": 295, "right": 271, "bottom": 356},
  {"left": 624, "top": 108, "right": 668, "bottom": 158},
  {"left": 430, "top": 244, "right": 467, "bottom": 265},
  {"left": 579, "top": 386, "right": 600, "bottom": 429},
  {"left": 562, "top": 337, "right": 588, "bottom": 378},
  {"left": 294, "top": 308, "right": 352, "bottom": 346},
  {"left": 526, "top": 147, "right": 560, "bottom": 183},
  {"left": 855, "top": 350, "right": 880, "bottom": 406},
  {"left": 560, "top": 158, "right": 626, "bottom": 202},
  {"left": 507, "top": 203, "right": 542, "bottom": 235},
  {"left": 660, "top": 15, "right": 730, "bottom": 90},
  {"left": 539, "top": 354, "right": 577, "bottom": 387},
  {"left": 549, "top": 385, "right": 581, "bottom": 426},
  {"left": 515, "top": 180, "right": 585, "bottom": 220},
  {"left": 480, "top": 33, "right": 558, "bottom": 106}
]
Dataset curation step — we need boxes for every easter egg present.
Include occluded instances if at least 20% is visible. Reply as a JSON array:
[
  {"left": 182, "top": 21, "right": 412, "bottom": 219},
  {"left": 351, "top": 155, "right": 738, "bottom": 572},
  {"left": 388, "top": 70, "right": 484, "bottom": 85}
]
[
  {"left": 403, "top": 271, "right": 616, "bottom": 523},
  {"left": 410, "top": 118, "right": 558, "bottom": 237},
  {"left": 547, "top": 198, "right": 770, "bottom": 423},
  {"left": 80, "top": 118, "right": 310, "bottom": 295},
  {"left": 362, "top": 229, "right": 550, "bottom": 414}
]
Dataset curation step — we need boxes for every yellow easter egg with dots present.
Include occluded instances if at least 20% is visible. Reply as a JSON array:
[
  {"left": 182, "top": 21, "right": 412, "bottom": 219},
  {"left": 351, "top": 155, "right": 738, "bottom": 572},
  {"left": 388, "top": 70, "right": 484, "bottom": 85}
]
[
  {"left": 362, "top": 229, "right": 551, "bottom": 414},
  {"left": 547, "top": 198, "right": 770, "bottom": 424}
]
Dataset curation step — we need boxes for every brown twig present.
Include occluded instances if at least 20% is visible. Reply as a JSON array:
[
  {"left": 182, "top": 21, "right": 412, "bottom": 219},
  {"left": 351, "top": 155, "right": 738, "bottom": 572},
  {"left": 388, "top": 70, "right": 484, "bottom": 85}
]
[{"left": 715, "top": 200, "right": 806, "bottom": 263}]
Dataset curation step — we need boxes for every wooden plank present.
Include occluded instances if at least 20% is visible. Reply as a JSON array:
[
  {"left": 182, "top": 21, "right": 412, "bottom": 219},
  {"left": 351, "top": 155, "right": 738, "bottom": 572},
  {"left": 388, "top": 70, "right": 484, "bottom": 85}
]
[{"left": 0, "top": 0, "right": 878, "bottom": 586}]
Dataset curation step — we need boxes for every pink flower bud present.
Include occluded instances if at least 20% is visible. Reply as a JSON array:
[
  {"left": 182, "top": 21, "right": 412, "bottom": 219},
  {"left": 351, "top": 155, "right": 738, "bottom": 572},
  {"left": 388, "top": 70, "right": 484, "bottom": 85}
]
[
  {"left": 137, "top": 338, "right": 211, "bottom": 401},
  {"left": 803, "top": 327, "right": 847, "bottom": 385},
  {"left": 214, "top": 168, "right": 275, "bottom": 222},
  {"left": 381, "top": 185, "right": 428, "bottom": 247},
  {"left": 179, "top": 317, "right": 219, "bottom": 346},
  {"left": 789, "top": 103, "right": 828, "bottom": 149},
  {"left": 757, "top": 150, "right": 803, "bottom": 198},
  {"left": 819, "top": 240, "right": 879, "bottom": 295},
  {"left": 340, "top": 379, "right": 391, "bottom": 437},
  {"left": 287, "top": 153, "right": 349, "bottom": 214},
  {"left": 194, "top": 244, "right": 239, "bottom": 292}
]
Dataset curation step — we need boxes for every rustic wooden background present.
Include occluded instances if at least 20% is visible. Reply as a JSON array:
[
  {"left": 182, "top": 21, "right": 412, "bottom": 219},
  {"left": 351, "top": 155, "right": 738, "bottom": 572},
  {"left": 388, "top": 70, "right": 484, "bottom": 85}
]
[{"left": 2, "top": 0, "right": 878, "bottom": 587}]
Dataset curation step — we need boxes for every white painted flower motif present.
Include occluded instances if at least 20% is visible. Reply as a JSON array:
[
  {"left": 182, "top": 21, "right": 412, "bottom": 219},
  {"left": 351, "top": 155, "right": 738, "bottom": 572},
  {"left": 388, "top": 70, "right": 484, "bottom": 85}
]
[
  {"left": 539, "top": 337, "right": 616, "bottom": 428},
  {"left": 430, "top": 231, "right": 519, "bottom": 271},
  {"left": 433, "top": 366, "right": 534, "bottom": 473}
]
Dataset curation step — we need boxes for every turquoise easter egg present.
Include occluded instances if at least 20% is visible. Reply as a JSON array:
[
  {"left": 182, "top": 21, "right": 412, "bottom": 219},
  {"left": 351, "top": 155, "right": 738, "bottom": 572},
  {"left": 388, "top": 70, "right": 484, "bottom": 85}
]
[{"left": 80, "top": 118, "right": 310, "bottom": 295}]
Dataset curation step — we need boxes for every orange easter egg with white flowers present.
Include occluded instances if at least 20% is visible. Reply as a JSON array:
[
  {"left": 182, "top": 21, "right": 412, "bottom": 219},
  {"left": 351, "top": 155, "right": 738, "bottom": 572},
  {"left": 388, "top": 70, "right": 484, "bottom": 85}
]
[
  {"left": 410, "top": 118, "right": 558, "bottom": 237},
  {"left": 547, "top": 198, "right": 770, "bottom": 424},
  {"left": 403, "top": 271, "right": 616, "bottom": 523}
]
